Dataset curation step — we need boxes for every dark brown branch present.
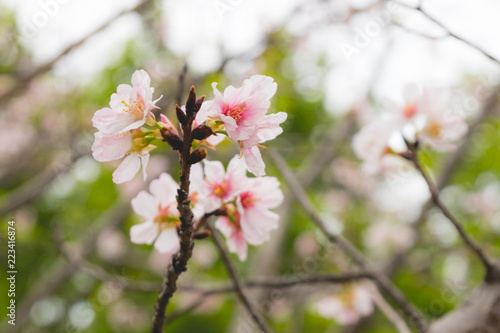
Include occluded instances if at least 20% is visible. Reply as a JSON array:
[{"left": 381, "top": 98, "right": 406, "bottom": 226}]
[
  {"left": 268, "top": 149, "right": 428, "bottom": 332},
  {"left": 0, "top": 0, "right": 154, "bottom": 106},
  {"left": 206, "top": 222, "right": 273, "bottom": 333},
  {"left": 151, "top": 87, "right": 204, "bottom": 332},
  {"left": 407, "top": 146, "right": 500, "bottom": 282}
]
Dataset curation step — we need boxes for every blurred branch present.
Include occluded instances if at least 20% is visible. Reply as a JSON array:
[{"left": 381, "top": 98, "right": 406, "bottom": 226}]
[
  {"left": 88, "top": 268, "right": 373, "bottom": 294},
  {"left": 387, "top": 86, "right": 500, "bottom": 275},
  {"left": 206, "top": 221, "right": 273, "bottom": 333},
  {"left": 0, "top": 150, "right": 85, "bottom": 217},
  {"left": 268, "top": 149, "right": 428, "bottom": 332},
  {"left": 366, "top": 282, "right": 412, "bottom": 333},
  {"left": 406, "top": 144, "right": 500, "bottom": 282},
  {"left": 0, "top": 0, "right": 154, "bottom": 106},
  {"left": 395, "top": 1, "right": 500, "bottom": 65},
  {"left": 297, "top": 114, "right": 355, "bottom": 187},
  {"left": 1, "top": 200, "right": 130, "bottom": 333}
]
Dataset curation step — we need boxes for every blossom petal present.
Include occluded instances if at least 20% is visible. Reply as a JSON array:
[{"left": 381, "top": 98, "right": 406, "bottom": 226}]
[
  {"left": 150, "top": 173, "right": 179, "bottom": 208},
  {"left": 112, "top": 153, "right": 141, "bottom": 184},
  {"left": 154, "top": 229, "right": 180, "bottom": 254},
  {"left": 131, "top": 191, "right": 157, "bottom": 219},
  {"left": 130, "top": 221, "right": 158, "bottom": 245},
  {"left": 242, "top": 146, "right": 266, "bottom": 176}
]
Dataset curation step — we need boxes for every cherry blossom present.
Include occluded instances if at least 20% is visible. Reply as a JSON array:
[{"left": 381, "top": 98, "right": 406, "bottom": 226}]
[
  {"left": 91, "top": 129, "right": 155, "bottom": 184},
  {"left": 200, "top": 75, "right": 287, "bottom": 176},
  {"left": 197, "top": 157, "right": 247, "bottom": 213},
  {"left": 92, "top": 70, "right": 161, "bottom": 134},
  {"left": 384, "top": 86, "right": 468, "bottom": 151},
  {"left": 315, "top": 285, "right": 374, "bottom": 325},
  {"left": 352, "top": 118, "right": 405, "bottom": 174},
  {"left": 129, "top": 171, "right": 203, "bottom": 254},
  {"left": 195, "top": 155, "right": 284, "bottom": 261}
]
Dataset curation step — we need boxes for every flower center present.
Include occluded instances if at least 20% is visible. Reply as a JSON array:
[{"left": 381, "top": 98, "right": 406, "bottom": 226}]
[
  {"left": 209, "top": 180, "right": 231, "bottom": 199},
  {"left": 240, "top": 191, "right": 259, "bottom": 209},
  {"left": 427, "top": 122, "right": 441, "bottom": 137},
  {"left": 122, "top": 96, "right": 145, "bottom": 119},
  {"left": 154, "top": 204, "right": 178, "bottom": 227},
  {"left": 403, "top": 104, "right": 417, "bottom": 118},
  {"left": 224, "top": 104, "right": 246, "bottom": 123}
]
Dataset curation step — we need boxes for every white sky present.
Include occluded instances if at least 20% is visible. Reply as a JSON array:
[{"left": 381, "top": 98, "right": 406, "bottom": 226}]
[{"left": 2, "top": 0, "right": 500, "bottom": 114}]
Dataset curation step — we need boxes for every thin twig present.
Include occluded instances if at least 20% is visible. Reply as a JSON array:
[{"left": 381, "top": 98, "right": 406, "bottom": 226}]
[
  {"left": 386, "top": 86, "right": 500, "bottom": 276},
  {"left": 268, "top": 149, "right": 428, "bottom": 332},
  {"left": 407, "top": 146, "right": 500, "bottom": 282},
  {"left": 206, "top": 222, "right": 273, "bottom": 333},
  {"left": 366, "top": 282, "right": 412, "bottom": 333},
  {"left": 395, "top": 1, "right": 500, "bottom": 65},
  {"left": 0, "top": 0, "right": 154, "bottom": 105}
]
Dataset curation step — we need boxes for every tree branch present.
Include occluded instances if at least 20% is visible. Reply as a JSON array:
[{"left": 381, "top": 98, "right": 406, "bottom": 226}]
[
  {"left": 406, "top": 145, "right": 500, "bottom": 282},
  {"left": 206, "top": 221, "right": 274, "bottom": 333},
  {"left": 366, "top": 282, "right": 412, "bottom": 333},
  {"left": 268, "top": 149, "right": 428, "bottom": 332},
  {"left": 395, "top": 1, "right": 500, "bottom": 65},
  {"left": 0, "top": 0, "right": 154, "bottom": 106},
  {"left": 151, "top": 87, "right": 205, "bottom": 332}
]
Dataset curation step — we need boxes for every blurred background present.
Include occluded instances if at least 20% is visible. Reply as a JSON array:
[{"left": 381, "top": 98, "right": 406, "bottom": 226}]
[{"left": 1, "top": 0, "right": 500, "bottom": 332}]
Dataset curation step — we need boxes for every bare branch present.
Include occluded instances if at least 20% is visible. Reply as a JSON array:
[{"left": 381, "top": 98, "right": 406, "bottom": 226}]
[
  {"left": 406, "top": 145, "right": 500, "bottom": 281},
  {"left": 366, "top": 282, "right": 412, "bottom": 333},
  {"left": 0, "top": 0, "right": 154, "bottom": 106},
  {"left": 206, "top": 221, "right": 273, "bottom": 333},
  {"left": 268, "top": 149, "right": 428, "bottom": 332},
  {"left": 0, "top": 151, "right": 85, "bottom": 217},
  {"left": 1, "top": 200, "right": 130, "bottom": 333},
  {"left": 395, "top": 1, "right": 500, "bottom": 65}
]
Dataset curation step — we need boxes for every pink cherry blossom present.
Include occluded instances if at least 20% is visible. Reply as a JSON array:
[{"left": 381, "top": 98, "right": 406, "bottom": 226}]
[
  {"left": 383, "top": 85, "right": 468, "bottom": 151},
  {"left": 92, "top": 129, "right": 155, "bottom": 184},
  {"left": 195, "top": 155, "right": 284, "bottom": 261},
  {"left": 210, "top": 75, "right": 277, "bottom": 141},
  {"left": 235, "top": 176, "right": 283, "bottom": 245},
  {"left": 198, "top": 156, "right": 247, "bottom": 213},
  {"left": 130, "top": 171, "right": 203, "bottom": 254},
  {"left": 92, "top": 70, "right": 161, "bottom": 134},
  {"left": 415, "top": 89, "right": 467, "bottom": 151},
  {"left": 201, "top": 75, "right": 287, "bottom": 176},
  {"left": 315, "top": 285, "right": 374, "bottom": 325},
  {"left": 352, "top": 118, "right": 405, "bottom": 175}
]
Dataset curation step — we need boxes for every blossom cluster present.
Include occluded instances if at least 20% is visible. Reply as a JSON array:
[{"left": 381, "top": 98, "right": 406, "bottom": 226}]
[
  {"left": 129, "top": 156, "right": 284, "bottom": 261},
  {"left": 352, "top": 85, "right": 468, "bottom": 174},
  {"left": 91, "top": 70, "right": 286, "bottom": 260}
]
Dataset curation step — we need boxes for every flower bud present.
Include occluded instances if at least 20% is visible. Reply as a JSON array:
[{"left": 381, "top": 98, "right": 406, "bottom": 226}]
[
  {"left": 192, "top": 124, "right": 214, "bottom": 141},
  {"left": 193, "top": 230, "right": 211, "bottom": 240},
  {"left": 188, "top": 148, "right": 208, "bottom": 164},
  {"left": 176, "top": 104, "right": 187, "bottom": 126},
  {"left": 162, "top": 130, "right": 183, "bottom": 151},
  {"left": 185, "top": 86, "right": 197, "bottom": 117}
]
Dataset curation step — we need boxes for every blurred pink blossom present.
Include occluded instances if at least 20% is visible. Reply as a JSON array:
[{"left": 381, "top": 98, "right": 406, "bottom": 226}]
[{"left": 315, "top": 285, "right": 374, "bottom": 325}]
